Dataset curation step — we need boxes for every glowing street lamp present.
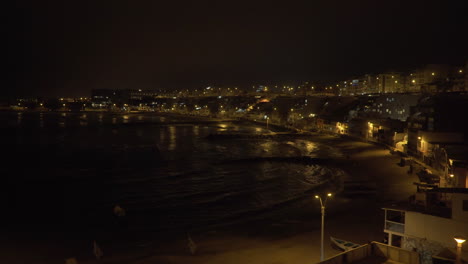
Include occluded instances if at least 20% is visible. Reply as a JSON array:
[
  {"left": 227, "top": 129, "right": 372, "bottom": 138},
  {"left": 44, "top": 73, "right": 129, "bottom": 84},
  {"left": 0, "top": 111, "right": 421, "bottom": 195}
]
[
  {"left": 454, "top": 236, "right": 466, "bottom": 264},
  {"left": 315, "top": 193, "right": 332, "bottom": 261}
]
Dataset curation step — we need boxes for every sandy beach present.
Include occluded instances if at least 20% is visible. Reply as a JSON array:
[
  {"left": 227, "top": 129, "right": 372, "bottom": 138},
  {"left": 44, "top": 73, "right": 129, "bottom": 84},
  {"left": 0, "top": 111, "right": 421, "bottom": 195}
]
[
  {"left": 119, "top": 135, "right": 417, "bottom": 264},
  {"left": 1, "top": 132, "right": 421, "bottom": 264}
]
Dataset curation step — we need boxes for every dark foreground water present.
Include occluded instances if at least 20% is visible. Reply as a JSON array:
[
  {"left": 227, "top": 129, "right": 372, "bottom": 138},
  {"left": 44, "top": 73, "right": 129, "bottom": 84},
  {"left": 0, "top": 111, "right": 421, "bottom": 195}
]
[{"left": 2, "top": 111, "right": 345, "bottom": 236}]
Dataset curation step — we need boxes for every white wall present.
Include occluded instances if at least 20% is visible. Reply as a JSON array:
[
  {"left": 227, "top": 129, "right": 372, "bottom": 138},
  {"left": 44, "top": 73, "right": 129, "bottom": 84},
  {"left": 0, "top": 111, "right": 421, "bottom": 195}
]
[
  {"left": 405, "top": 211, "right": 468, "bottom": 248},
  {"left": 452, "top": 193, "right": 468, "bottom": 222}
]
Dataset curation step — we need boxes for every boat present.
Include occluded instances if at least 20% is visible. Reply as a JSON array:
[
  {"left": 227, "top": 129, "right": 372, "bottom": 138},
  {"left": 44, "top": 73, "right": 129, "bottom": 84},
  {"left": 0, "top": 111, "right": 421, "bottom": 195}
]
[{"left": 330, "top": 236, "right": 361, "bottom": 251}]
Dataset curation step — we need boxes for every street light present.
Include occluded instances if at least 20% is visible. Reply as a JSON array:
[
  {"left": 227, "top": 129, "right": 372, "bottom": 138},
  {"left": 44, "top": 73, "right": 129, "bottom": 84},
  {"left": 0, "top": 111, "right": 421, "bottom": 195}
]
[
  {"left": 315, "top": 193, "right": 332, "bottom": 261},
  {"left": 454, "top": 236, "right": 466, "bottom": 264}
]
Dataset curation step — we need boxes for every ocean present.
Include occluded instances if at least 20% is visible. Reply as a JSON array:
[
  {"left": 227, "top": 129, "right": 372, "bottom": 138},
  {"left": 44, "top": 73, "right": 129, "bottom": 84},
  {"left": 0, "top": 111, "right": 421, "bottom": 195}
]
[{"left": 2, "top": 111, "right": 346, "bottom": 235}]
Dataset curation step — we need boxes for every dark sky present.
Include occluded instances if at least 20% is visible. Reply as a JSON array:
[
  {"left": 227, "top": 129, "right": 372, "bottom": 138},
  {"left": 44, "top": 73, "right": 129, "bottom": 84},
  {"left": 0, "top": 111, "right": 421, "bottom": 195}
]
[{"left": 9, "top": 0, "right": 468, "bottom": 97}]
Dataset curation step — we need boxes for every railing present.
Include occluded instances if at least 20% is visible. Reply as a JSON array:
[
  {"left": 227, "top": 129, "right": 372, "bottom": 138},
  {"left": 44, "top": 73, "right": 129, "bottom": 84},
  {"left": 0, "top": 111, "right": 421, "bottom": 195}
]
[
  {"left": 372, "top": 242, "right": 419, "bottom": 264},
  {"left": 432, "top": 255, "right": 455, "bottom": 264},
  {"left": 317, "top": 242, "right": 419, "bottom": 264},
  {"left": 385, "top": 220, "right": 405, "bottom": 234}
]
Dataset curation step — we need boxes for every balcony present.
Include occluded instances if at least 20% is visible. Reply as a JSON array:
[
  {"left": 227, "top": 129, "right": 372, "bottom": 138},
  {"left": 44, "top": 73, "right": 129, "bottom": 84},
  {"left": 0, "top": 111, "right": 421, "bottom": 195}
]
[{"left": 384, "top": 220, "right": 405, "bottom": 234}]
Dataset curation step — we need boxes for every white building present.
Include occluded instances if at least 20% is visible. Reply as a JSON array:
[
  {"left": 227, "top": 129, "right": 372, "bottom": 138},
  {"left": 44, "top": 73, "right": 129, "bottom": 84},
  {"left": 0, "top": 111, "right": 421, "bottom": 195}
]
[{"left": 383, "top": 192, "right": 468, "bottom": 264}]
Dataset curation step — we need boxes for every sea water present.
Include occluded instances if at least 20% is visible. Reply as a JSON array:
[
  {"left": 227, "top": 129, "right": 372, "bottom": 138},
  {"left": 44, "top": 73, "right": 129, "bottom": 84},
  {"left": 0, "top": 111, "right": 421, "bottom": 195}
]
[{"left": 2, "top": 111, "right": 345, "bottom": 234}]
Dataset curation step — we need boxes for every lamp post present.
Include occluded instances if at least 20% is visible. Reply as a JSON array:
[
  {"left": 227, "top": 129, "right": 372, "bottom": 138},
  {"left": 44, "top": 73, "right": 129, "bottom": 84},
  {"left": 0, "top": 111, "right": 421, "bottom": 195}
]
[
  {"left": 454, "top": 236, "right": 466, "bottom": 264},
  {"left": 315, "top": 193, "right": 332, "bottom": 261}
]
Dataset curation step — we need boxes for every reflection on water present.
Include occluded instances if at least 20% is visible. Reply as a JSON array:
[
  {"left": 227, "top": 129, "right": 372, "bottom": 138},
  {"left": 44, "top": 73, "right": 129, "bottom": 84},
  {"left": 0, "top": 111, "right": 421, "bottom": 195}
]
[
  {"left": 259, "top": 141, "right": 273, "bottom": 155},
  {"left": 193, "top": 125, "right": 199, "bottom": 137},
  {"left": 168, "top": 126, "right": 176, "bottom": 151},
  {"left": 17, "top": 112, "right": 22, "bottom": 125},
  {"left": 123, "top": 115, "right": 129, "bottom": 124},
  {"left": 39, "top": 113, "right": 44, "bottom": 128},
  {"left": 218, "top": 123, "right": 228, "bottom": 131},
  {"left": 3, "top": 112, "right": 209, "bottom": 128},
  {"left": 304, "top": 142, "right": 317, "bottom": 152},
  {"left": 79, "top": 113, "right": 88, "bottom": 126}
]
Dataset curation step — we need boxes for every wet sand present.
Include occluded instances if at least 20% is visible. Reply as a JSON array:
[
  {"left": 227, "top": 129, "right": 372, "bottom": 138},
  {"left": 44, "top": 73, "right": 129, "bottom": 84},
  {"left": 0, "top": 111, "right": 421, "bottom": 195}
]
[{"left": 1, "top": 134, "right": 419, "bottom": 264}]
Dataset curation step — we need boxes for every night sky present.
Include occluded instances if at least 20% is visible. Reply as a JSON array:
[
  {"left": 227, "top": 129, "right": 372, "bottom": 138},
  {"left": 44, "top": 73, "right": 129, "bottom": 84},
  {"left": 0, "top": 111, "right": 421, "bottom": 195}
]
[{"left": 9, "top": 0, "right": 468, "bottom": 97}]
